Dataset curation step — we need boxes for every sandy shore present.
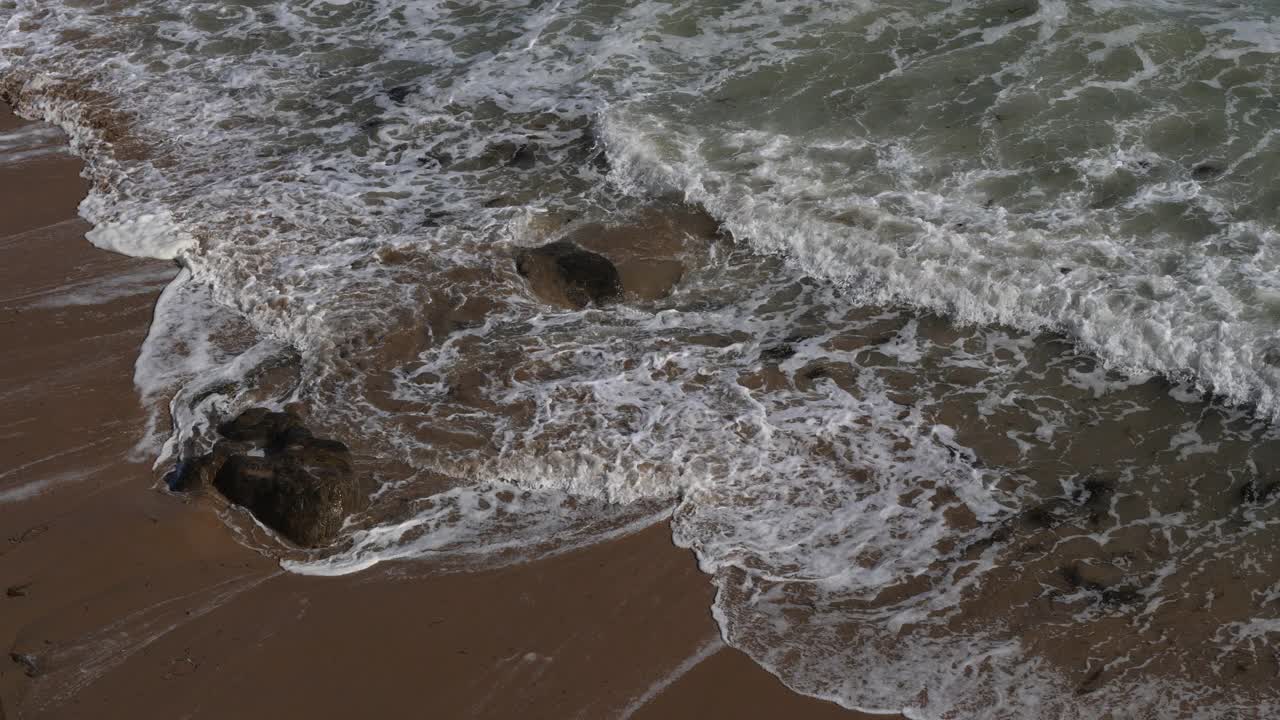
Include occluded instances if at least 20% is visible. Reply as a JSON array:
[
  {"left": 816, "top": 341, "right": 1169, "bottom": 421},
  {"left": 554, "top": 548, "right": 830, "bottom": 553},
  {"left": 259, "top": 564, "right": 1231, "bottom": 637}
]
[{"left": 0, "top": 105, "right": 894, "bottom": 719}]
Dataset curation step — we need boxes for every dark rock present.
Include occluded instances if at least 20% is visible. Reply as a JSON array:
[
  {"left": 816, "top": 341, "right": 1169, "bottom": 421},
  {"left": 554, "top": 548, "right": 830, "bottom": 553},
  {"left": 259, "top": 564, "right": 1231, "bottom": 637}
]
[
  {"left": 577, "top": 124, "right": 610, "bottom": 174},
  {"left": 1068, "top": 561, "right": 1124, "bottom": 590},
  {"left": 802, "top": 365, "right": 829, "bottom": 380},
  {"left": 1241, "top": 479, "right": 1279, "bottom": 505},
  {"left": 483, "top": 195, "right": 519, "bottom": 209},
  {"left": 6, "top": 583, "right": 29, "bottom": 598},
  {"left": 1100, "top": 586, "right": 1143, "bottom": 605},
  {"left": 418, "top": 148, "right": 453, "bottom": 168},
  {"left": 760, "top": 344, "right": 797, "bottom": 363},
  {"left": 940, "top": 442, "right": 983, "bottom": 468},
  {"left": 420, "top": 209, "right": 452, "bottom": 227},
  {"left": 1076, "top": 667, "right": 1106, "bottom": 695},
  {"left": 1062, "top": 563, "right": 1141, "bottom": 605},
  {"left": 762, "top": 334, "right": 814, "bottom": 364},
  {"left": 163, "top": 461, "right": 188, "bottom": 491},
  {"left": 9, "top": 652, "right": 38, "bottom": 678},
  {"left": 1022, "top": 502, "right": 1063, "bottom": 528},
  {"left": 515, "top": 241, "right": 623, "bottom": 309},
  {"left": 213, "top": 440, "right": 359, "bottom": 547},
  {"left": 962, "top": 524, "right": 1011, "bottom": 555},
  {"left": 553, "top": 205, "right": 722, "bottom": 302},
  {"left": 165, "top": 441, "right": 251, "bottom": 492},
  {"left": 386, "top": 85, "right": 413, "bottom": 104},
  {"left": 1071, "top": 476, "right": 1114, "bottom": 507},
  {"left": 172, "top": 408, "right": 367, "bottom": 547},
  {"left": 216, "top": 408, "right": 311, "bottom": 450},
  {"left": 165, "top": 454, "right": 217, "bottom": 492},
  {"left": 1060, "top": 564, "right": 1090, "bottom": 590},
  {"left": 448, "top": 140, "right": 538, "bottom": 172},
  {"left": 1191, "top": 162, "right": 1224, "bottom": 182},
  {"left": 508, "top": 143, "right": 537, "bottom": 169}
]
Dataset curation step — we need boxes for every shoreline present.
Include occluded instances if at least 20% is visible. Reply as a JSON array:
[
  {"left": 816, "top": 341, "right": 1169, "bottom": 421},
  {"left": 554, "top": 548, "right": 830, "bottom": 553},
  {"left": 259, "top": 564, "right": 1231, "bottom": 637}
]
[{"left": 0, "top": 105, "right": 889, "bottom": 719}]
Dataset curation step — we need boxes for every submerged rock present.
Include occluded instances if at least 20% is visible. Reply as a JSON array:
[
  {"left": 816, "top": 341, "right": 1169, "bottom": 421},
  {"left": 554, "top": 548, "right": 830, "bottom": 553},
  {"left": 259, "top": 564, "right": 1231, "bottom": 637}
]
[
  {"left": 558, "top": 205, "right": 722, "bottom": 302},
  {"left": 171, "top": 408, "right": 366, "bottom": 547},
  {"left": 386, "top": 85, "right": 413, "bottom": 104},
  {"left": 760, "top": 343, "right": 797, "bottom": 363},
  {"left": 1071, "top": 476, "right": 1114, "bottom": 507},
  {"left": 1191, "top": 162, "right": 1224, "bottom": 182},
  {"left": 515, "top": 241, "right": 623, "bottom": 309},
  {"left": 508, "top": 142, "right": 538, "bottom": 169},
  {"left": 1241, "top": 478, "right": 1279, "bottom": 505},
  {"left": 1065, "top": 561, "right": 1124, "bottom": 590},
  {"left": 450, "top": 140, "right": 541, "bottom": 172}
]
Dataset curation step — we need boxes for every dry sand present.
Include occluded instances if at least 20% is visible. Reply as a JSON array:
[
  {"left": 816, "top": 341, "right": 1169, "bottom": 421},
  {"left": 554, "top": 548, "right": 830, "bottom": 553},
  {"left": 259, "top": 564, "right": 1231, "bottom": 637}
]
[{"left": 0, "top": 105, "right": 895, "bottom": 719}]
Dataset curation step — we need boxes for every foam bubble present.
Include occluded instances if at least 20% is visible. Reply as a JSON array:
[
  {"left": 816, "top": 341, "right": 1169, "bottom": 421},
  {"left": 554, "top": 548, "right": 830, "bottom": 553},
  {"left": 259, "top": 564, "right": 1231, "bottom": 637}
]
[{"left": 83, "top": 212, "right": 194, "bottom": 261}]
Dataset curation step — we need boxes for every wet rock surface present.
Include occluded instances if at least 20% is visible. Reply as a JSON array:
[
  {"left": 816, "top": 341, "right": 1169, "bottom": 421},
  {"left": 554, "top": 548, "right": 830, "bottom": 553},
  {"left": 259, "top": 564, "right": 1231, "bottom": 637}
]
[
  {"left": 516, "top": 204, "right": 724, "bottom": 308},
  {"left": 514, "top": 241, "right": 623, "bottom": 309},
  {"left": 169, "top": 408, "right": 367, "bottom": 547},
  {"left": 164, "top": 451, "right": 225, "bottom": 493},
  {"left": 217, "top": 407, "right": 312, "bottom": 450},
  {"left": 561, "top": 205, "right": 722, "bottom": 302}
]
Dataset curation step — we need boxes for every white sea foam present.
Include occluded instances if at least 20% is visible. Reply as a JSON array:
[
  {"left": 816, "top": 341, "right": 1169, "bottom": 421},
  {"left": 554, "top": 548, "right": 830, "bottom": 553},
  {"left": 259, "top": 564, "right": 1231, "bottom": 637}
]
[
  {"left": 0, "top": 123, "right": 66, "bottom": 165},
  {"left": 83, "top": 212, "right": 194, "bottom": 261},
  {"left": 285, "top": 482, "right": 671, "bottom": 576},
  {"left": 617, "top": 636, "right": 725, "bottom": 720},
  {"left": 0, "top": 470, "right": 83, "bottom": 503},
  {"left": 18, "top": 266, "right": 175, "bottom": 309},
  {"left": 0, "top": 146, "right": 67, "bottom": 165}
]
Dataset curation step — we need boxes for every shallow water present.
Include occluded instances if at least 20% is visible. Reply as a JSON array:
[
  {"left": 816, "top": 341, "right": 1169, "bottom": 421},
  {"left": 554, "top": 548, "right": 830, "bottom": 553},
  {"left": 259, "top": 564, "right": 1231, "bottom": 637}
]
[{"left": 5, "top": 0, "right": 1280, "bottom": 717}]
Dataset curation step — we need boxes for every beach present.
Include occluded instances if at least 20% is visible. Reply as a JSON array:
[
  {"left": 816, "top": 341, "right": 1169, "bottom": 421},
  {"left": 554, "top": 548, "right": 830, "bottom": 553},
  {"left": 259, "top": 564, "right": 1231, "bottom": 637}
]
[
  {"left": 0, "top": 104, "right": 881, "bottom": 719},
  {"left": 6, "top": 1, "right": 1280, "bottom": 716}
]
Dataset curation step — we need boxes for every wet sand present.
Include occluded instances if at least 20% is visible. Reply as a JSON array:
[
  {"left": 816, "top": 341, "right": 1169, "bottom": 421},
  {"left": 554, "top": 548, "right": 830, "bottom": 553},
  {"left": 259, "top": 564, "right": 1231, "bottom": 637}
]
[{"left": 0, "top": 106, "right": 893, "bottom": 719}]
